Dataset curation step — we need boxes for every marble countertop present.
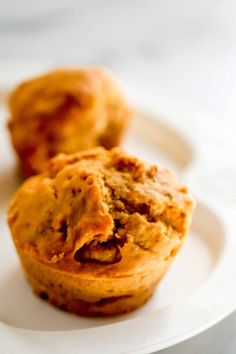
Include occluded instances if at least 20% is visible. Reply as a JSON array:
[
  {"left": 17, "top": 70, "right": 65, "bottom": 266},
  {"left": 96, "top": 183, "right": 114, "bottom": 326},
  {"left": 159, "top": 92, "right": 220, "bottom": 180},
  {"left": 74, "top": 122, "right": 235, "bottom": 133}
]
[{"left": 0, "top": 1, "right": 235, "bottom": 353}]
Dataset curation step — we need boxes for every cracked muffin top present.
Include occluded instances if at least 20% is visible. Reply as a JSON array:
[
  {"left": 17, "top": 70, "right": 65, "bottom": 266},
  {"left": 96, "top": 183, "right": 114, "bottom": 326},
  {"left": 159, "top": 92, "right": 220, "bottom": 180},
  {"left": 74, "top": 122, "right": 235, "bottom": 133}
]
[
  {"left": 8, "top": 148, "right": 194, "bottom": 276},
  {"left": 8, "top": 68, "right": 133, "bottom": 177}
]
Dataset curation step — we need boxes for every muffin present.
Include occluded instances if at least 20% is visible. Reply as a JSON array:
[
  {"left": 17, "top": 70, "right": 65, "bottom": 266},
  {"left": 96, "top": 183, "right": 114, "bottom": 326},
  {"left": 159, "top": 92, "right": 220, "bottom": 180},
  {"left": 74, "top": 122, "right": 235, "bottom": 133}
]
[
  {"left": 7, "top": 148, "right": 195, "bottom": 316},
  {"left": 8, "top": 68, "right": 133, "bottom": 177}
]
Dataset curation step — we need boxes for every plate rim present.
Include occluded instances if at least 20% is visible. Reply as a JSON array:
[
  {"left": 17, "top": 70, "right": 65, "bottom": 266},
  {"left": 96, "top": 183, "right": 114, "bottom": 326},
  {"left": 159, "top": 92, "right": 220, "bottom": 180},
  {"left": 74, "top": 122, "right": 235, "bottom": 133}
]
[
  {"left": 0, "top": 199, "right": 235, "bottom": 354},
  {"left": 0, "top": 74, "right": 236, "bottom": 353}
]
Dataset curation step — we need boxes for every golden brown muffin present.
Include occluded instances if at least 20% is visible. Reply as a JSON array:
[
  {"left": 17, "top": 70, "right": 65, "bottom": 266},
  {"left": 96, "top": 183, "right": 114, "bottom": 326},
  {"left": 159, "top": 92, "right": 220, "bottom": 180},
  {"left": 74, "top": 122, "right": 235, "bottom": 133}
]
[
  {"left": 8, "top": 68, "right": 133, "bottom": 177},
  {"left": 8, "top": 148, "right": 195, "bottom": 316}
]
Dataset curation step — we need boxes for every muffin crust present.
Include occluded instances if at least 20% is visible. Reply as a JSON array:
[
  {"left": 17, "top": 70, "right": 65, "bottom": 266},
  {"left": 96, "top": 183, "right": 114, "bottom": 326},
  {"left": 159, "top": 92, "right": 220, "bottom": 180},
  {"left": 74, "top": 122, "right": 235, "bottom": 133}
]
[
  {"left": 8, "top": 148, "right": 195, "bottom": 316},
  {"left": 8, "top": 68, "right": 133, "bottom": 177}
]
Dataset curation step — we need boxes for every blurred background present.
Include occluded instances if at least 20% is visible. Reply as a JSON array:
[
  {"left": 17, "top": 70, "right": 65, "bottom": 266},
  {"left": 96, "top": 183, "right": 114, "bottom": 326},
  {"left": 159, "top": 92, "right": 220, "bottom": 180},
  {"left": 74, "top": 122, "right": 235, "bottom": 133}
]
[
  {"left": 0, "top": 1, "right": 235, "bottom": 353},
  {"left": 1, "top": 0, "right": 236, "bottom": 121}
]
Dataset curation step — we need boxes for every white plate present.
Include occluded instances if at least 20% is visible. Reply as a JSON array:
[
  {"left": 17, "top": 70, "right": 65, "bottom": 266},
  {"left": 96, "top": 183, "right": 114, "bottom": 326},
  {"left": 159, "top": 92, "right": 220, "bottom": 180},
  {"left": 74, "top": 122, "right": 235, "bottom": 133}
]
[{"left": 0, "top": 77, "right": 236, "bottom": 354}]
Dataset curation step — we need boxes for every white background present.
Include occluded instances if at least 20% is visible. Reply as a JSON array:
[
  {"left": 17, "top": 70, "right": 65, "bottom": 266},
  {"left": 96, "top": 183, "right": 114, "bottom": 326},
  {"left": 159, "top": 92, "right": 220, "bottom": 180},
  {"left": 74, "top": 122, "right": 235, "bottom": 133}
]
[{"left": 0, "top": 1, "right": 235, "bottom": 353}]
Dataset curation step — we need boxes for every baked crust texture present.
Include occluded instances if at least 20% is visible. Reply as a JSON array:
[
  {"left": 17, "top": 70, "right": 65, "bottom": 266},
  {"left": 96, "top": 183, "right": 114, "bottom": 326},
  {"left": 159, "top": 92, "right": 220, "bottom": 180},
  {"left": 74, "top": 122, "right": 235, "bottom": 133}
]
[
  {"left": 8, "top": 148, "right": 195, "bottom": 316},
  {"left": 8, "top": 68, "right": 132, "bottom": 177}
]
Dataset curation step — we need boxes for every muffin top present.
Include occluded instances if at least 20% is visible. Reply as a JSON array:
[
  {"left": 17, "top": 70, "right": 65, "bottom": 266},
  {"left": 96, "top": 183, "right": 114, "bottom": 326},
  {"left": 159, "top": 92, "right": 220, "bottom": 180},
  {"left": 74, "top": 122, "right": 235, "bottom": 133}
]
[
  {"left": 8, "top": 68, "right": 132, "bottom": 176},
  {"left": 9, "top": 68, "right": 124, "bottom": 123},
  {"left": 8, "top": 148, "right": 194, "bottom": 276}
]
